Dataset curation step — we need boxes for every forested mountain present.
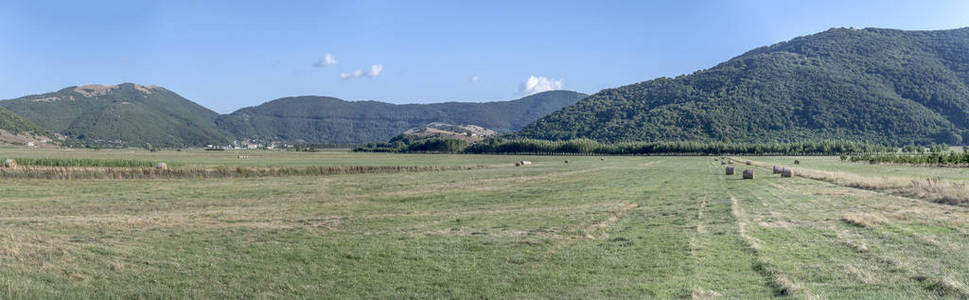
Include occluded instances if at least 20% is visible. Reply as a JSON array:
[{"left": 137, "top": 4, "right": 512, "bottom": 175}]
[
  {"left": 519, "top": 27, "right": 969, "bottom": 145},
  {"left": 0, "top": 83, "right": 230, "bottom": 147},
  {"left": 0, "top": 106, "right": 51, "bottom": 136},
  {"left": 216, "top": 90, "right": 586, "bottom": 144}
]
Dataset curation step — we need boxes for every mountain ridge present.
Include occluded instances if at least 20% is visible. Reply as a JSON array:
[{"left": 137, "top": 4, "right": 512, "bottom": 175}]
[
  {"left": 519, "top": 27, "right": 969, "bottom": 145},
  {"left": 1, "top": 84, "right": 586, "bottom": 146},
  {"left": 215, "top": 90, "right": 587, "bottom": 144}
]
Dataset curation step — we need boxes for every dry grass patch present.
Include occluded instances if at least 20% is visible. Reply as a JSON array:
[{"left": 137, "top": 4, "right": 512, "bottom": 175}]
[
  {"left": 739, "top": 157, "right": 969, "bottom": 206},
  {"left": 842, "top": 213, "right": 888, "bottom": 227}
]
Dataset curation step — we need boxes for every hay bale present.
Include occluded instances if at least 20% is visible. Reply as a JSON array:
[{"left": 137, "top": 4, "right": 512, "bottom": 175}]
[
  {"left": 3, "top": 159, "right": 16, "bottom": 168},
  {"left": 564, "top": 160, "right": 569, "bottom": 164},
  {"left": 515, "top": 162, "right": 521, "bottom": 167},
  {"left": 720, "top": 161, "right": 726, "bottom": 165},
  {"left": 794, "top": 159, "right": 800, "bottom": 165},
  {"left": 772, "top": 166, "right": 781, "bottom": 174},
  {"left": 725, "top": 166, "right": 735, "bottom": 175},
  {"left": 521, "top": 161, "right": 532, "bottom": 165},
  {"left": 781, "top": 168, "right": 794, "bottom": 178},
  {"left": 156, "top": 162, "right": 168, "bottom": 170},
  {"left": 743, "top": 169, "right": 754, "bottom": 179},
  {"left": 745, "top": 161, "right": 751, "bottom": 165}
]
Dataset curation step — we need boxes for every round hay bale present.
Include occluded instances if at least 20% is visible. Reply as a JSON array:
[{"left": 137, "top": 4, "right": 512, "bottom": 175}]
[
  {"left": 743, "top": 169, "right": 754, "bottom": 179},
  {"left": 794, "top": 159, "right": 800, "bottom": 165},
  {"left": 515, "top": 162, "right": 521, "bottom": 167},
  {"left": 3, "top": 158, "right": 16, "bottom": 168},
  {"left": 725, "top": 166, "right": 735, "bottom": 175},
  {"left": 781, "top": 168, "right": 794, "bottom": 178},
  {"left": 772, "top": 166, "right": 781, "bottom": 174},
  {"left": 745, "top": 161, "right": 752, "bottom": 165},
  {"left": 564, "top": 160, "right": 569, "bottom": 164},
  {"left": 720, "top": 161, "right": 726, "bottom": 165},
  {"left": 156, "top": 162, "right": 168, "bottom": 170}
]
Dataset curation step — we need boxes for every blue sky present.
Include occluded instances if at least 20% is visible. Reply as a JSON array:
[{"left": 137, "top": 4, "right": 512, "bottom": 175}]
[{"left": 1, "top": 0, "right": 968, "bottom": 113}]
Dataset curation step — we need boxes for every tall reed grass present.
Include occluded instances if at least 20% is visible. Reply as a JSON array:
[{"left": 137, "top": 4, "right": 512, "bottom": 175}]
[
  {"left": 0, "top": 165, "right": 483, "bottom": 180},
  {"left": 1, "top": 157, "right": 175, "bottom": 168}
]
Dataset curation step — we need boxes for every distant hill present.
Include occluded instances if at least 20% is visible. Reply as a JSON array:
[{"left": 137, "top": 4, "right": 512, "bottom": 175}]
[
  {"left": 520, "top": 27, "right": 969, "bottom": 145},
  {"left": 0, "top": 83, "right": 230, "bottom": 147},
  {"left": 216, "top": 90, "right": 586, "bottom": 144}
]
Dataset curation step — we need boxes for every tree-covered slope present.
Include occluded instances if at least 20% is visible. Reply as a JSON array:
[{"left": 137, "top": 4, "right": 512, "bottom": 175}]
[
  {"left": 520, "top": 27, "right": 969, "bottom": 145},
  {"left": 0, "top": 83, "right": 230, "bottom": 147},
  {"left": 216, "top": 90, "right": 586, "bottom": 144},
  {"left": 0, "top": 106, "right": 56, "bottom": 140}
]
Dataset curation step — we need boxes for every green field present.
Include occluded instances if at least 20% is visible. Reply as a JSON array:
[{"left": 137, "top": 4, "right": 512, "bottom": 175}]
[{"left": 2, "top": 148, "right": 969, "bottom": 298}]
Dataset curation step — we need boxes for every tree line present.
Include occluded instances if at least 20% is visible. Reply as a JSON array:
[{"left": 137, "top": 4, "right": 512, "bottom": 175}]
[
  {"left": 355, "top": 137, "right": 891, "bottom": 155},
  {"left": 846, "top": 144, "right": 969, "bottom": 166}
]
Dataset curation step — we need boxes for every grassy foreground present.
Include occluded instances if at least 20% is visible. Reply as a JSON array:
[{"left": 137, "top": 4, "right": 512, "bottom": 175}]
[{"left": 1, "top": 148, "right": 969, "bottom": 298}]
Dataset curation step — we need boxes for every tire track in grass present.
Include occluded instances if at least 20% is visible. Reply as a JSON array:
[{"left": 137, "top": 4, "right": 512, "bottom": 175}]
[
  {"left": 686, "top": 191, "right": 721, "bottom": 298},
  {"left": 717, "top": 166, "right": 806, "bottom": 297},
  {"left": 682, "top": 160, "right": 773, "bottom": 298},
  {"left": 755, "top": 166, "right": 969, "bottom": 297},
  {"left": 841, "top": 219, "right": 969, "bottom": 297},
  {"left": 728, "top": 194, "right": 801, "bottom": 297}
]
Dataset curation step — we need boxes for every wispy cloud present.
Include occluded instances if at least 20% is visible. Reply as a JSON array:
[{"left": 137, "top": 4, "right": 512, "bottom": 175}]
[
  {"left": 518, "top": 75, "right": 563, "bottom": 96},
  {"left": 341, "top": 64, "right": 383, "bottom": 79},
  {"left": 312, "top": 53, "right": 338, "bottom": 67},
  {"left": 470, "top": 75, "right": 479, "bottom": 82}
]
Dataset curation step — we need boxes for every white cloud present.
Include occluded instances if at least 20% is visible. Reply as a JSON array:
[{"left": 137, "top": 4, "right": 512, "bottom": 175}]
[
  {"left": 368, "top": 64, "right": 383, "bottom": 77},
  {"left": 518, "top": 75, "right": 564, "bottom": 96},
  {"left": 471, "top": 75, "right": 479, "bottom": 82},
  {"left": 312, "top": 53, "right": 338, "bottom": 67},
  {"left": 341, "top": 64, "right": 383, "bottom": 80},
  {"left": 340, "top": 70, "right": 364, "bottom": 79}
]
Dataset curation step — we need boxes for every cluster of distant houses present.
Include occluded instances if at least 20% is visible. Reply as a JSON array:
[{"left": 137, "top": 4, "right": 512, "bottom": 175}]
[{"left": 205, "top": 140, "right": 294, "bottom": 151}]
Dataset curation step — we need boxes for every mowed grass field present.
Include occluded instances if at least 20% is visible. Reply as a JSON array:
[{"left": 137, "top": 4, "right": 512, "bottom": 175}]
[{"left": 2, "top": 148, "right": 969, "bottom": 298}]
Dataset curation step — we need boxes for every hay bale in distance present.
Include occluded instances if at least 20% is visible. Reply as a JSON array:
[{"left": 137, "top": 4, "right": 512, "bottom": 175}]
[
  {"left": 745, "top": 161, "right": 752, "bottom": 165},
  {"left": 720, "top": 161, "right": 726, "bottom": 165},
  {"left": 725, "top": 166, "right": 735, "bottom": 175},
  {"left": 564, "top": 160, "right": 569, "bottom": 164},
  {"left": 794, "top": 160, "right": 800, "bottom": 165},
  {"left": 781, "top": 168, "right": 794, "bottom": 178},
  {"left": 156, "top": 162, "right": 168, "bottom": 170},
  {"left": 772, "top": 166, "right": 781, "bottom": 174},
  {"left": 515, "top": 162, "right": 521, "bottom": 167},
  {"left": 522, "top": 161, "right": 532, "bottom": 165},
  {"left": 3, "top": 159, "right": 16, "bottom": 168},
  {"left": 743, "top": 169, "right": 754, "bottom": 179}
]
